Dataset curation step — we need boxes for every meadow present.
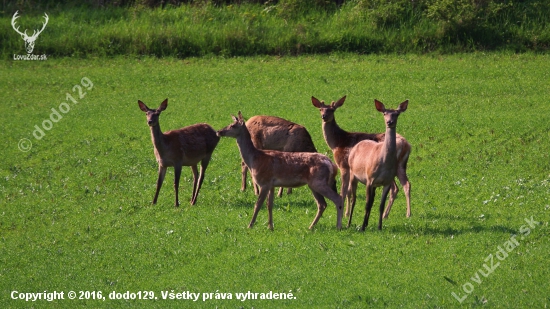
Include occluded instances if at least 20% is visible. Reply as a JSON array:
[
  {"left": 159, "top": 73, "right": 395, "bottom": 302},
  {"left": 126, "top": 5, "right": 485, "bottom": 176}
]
[{"left": 1, "top": 53, "right": 549, "bottom": 308}]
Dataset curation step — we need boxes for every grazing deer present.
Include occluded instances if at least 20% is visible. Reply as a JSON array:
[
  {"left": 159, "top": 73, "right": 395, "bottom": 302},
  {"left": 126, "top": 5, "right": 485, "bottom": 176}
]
[
  {"left": 11, "top": 11, "right": 48, "bottom": 54},
  {"left": 348, "top": 100, "right": 408, "bottom": 231},
  {"left": 242, "top": 115, "right": 318, "bottom": 197},
  {"left": 138, "top": 99, "right": 219, "bottom": 207},
  {"left": 217, "top": 112, "right": 343, "bottom": 230},
  {"left": 311, "top": 96, "right": 411, "bottom": 223}
]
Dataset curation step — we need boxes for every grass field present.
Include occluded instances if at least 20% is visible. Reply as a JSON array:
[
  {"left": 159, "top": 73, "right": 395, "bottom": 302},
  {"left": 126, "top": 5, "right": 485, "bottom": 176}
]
[{"left": 1, "top": 53, "right": 549, "bottom": 308}]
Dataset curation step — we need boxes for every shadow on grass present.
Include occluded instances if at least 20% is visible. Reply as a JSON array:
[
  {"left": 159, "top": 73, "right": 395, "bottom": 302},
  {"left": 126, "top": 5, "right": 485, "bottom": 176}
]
[{"left": 379, "top": 222, "right": 518, "bottom": 237}]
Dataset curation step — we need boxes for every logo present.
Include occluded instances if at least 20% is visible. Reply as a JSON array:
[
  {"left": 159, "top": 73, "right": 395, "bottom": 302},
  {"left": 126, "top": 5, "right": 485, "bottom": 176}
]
[{"left": 12, "top": 10, "right": 48, "bottom": 60}]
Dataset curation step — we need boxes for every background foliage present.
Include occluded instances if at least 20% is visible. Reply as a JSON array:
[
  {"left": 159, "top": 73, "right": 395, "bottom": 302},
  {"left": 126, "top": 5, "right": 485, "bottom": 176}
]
[{"left": 1, "top": 0, "right": 548, "bottom": 58}]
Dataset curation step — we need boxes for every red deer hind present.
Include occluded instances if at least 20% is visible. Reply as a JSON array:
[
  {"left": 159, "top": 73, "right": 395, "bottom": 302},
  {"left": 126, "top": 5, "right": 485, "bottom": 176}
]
[
  {"left": 348, "top": 99, "right": 408, "bottom": 231},
  {"left": 217, "top": 111, "right": 343, "bottom": 230},
  {"left": 242, "top": 115, "right": 317, "bottom": 197},
  {"left": 138, "top": 99, "right": 219, "bottom": 207},
  {"left": 311, "top": 96, "right": 411, "bottom": 225}
]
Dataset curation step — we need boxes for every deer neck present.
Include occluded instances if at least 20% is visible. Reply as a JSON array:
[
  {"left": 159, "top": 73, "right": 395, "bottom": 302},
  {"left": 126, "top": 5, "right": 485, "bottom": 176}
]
[
  {"left": 236, "top": 126, "right": 262, "bottom": 168},
  {"left": 149, "top": 124, "right": 166, "bottom": 153},
  {"left": 380, "top": 126, "right": 397, "bottom": 165},
  {"left": 322, "top": 119, "right": 346, "bottom": 150}
]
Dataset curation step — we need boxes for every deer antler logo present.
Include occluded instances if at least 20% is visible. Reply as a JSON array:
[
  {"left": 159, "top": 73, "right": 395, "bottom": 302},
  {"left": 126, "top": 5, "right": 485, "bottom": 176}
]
[{"left": 11, "top": 11, "right": 49, "bottom": 54}]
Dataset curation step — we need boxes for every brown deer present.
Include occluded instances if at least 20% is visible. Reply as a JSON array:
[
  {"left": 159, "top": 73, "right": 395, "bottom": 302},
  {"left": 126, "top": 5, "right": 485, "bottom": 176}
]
[
  {"left": 348, "top": 100, "right": 408, "bottom": 231},
  {"left": 311, "top": 96, "right": 411, "bottom": 223},
  {"left": 217, "top": 112, "right": 343, "bottom": 230},
  {"left": 242, "top": 115, "right": 318, "bottom": 197},
  {"left": 138, "top": 99, "right": 219, "bottom": 207}
]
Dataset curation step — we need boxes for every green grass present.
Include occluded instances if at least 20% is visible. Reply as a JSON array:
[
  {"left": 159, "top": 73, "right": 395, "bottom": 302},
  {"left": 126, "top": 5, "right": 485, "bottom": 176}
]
[{"left": 1, "top": 53, "right": 549, "bottom": 308}]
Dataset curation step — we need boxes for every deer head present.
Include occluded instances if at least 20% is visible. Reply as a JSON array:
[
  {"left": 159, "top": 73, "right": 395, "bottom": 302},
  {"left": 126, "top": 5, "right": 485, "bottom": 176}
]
[
  {"left": 138, "top": 99, "right": 168, "bottom": 127},
  {"left": 217, "top": 111, "right": 246, "bottom": 138},
  {"left": 11, "top": 11, "right": 49, "bottom": 54},
  {"left": 374, "top": 99, "right": 408, "bottom": 128},
  {"left": 311, "top": 96, "right": 346, "bottom": 122}
]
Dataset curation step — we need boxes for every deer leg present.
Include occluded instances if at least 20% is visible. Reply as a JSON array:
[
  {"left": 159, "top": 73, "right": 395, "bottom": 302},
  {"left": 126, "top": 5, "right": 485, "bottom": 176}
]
[
  {"left": 152, "top": 166, "right": 167, "bottom": 205},
  {"left": 328, "top": 173, "right": 344, "bottom": 230},
  {"left": 249, "top": 186, "right": 269, "bottom": 229},
  {"left": 378, "top": 185, "right": 392, "bottom": 230},
  {"left": 360, "top": 186, "right": 376, "bottom": 232},
  {"left": 276, "top": 187, "right": 291, "bottom": 197},
  {"left": 346, "top": 190, "right": 354, "bottom": 217},
  {"left": 382, "top": 180, "right": 399, "bottom": 219},
  {"left": 267, "top": 188, "right": 275, "bottom": 230},
  {"left": 251, "top": 176, "right": 260, "bottom": 196},
  {"left": 341, "top": 169, "right": 351, "bottom": 217},
  {"left": 347, "top": 178, "right": 358, "bottom": 228},
  {"left": 191, "top": 156, "right": 211, "bottom": 205},
  {"left": 173, "top": 165, "right": 182, "bottom": 207},
  {"left": 189, "top": 165, "right": 199, "bottom": 205},
  {"left": 308, "top": 190, "right": 327, "bottom": 230},
  {"left": 397, "top": 169, "right": 411, "bottom": 218},
  {"left": 309, "top": 175, "right": 343, "bottom": 230},
  {"left": 241, "top": 160, "right": 248, "bottom": 192}
]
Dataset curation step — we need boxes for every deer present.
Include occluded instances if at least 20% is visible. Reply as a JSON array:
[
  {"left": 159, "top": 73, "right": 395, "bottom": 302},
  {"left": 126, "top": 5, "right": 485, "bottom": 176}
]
[
  {"left": 242, "top": 115, "right": 318, "bottom": 197},
  {"left": 311, "top": 96, "right": 411, "bottom": 224},
  {"left": 217, "top": 111, "right": 343, "bottom": 230},
  {"left": 347, "top": 99, "right": 408, "bottom": 231},
  {"left": 11, "top": 11, "right": 49, "bottom": 54},
  {"left": 138, "top": 99, "right": 219, "bottom": 207}
]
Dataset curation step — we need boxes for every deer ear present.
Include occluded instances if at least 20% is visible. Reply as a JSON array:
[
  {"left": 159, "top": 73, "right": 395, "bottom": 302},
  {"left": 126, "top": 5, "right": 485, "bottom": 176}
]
[
  {"left": 237, "top": 111, "right": 245, "bottom": 123},
  {"left": 398, "top": 100, "right": 409, "bottom": 112},
  {"left": 332, "top": 95, "right": 346, "bottom": 108},
  {"left": 374, "top": 99, "right": 386, "bottom": 113},
  {"left": 158, "top": 99, "right": 168, "bottom": 111},
  {"left": 311, "top": 96, "right": 323, "bottom": 108},
  {"left": 138, "top": 100, "right": 149, "bottom": 112}
]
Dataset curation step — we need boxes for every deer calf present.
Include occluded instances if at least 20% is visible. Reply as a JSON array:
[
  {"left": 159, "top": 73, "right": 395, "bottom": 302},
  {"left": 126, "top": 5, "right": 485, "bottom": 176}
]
[
  {"left": 348, "top": 100, "right": 408, "bottom": 231},
  {"left": 242, "top": 115, "right": 317, "bottom": 197},
  {"left": 138, "top": 99, "right": 219, "bottom": 207},
  {"left": 217, "top": 112, "right": 343, "bottom": 230}
]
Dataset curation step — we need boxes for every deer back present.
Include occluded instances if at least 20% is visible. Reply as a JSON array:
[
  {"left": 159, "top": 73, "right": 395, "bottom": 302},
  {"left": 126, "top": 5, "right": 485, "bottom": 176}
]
[
  {"left": 348, "top": 140, "right": 397, "bottom": 187},
  {"left": 246, "top": 115, "right": 317, "bottom": 152},
  {"left": 252, "top": 150, "right": 334, "bottom": 188},
  {"left": 326, "top": 130, "right": 384, "bottom": 169},
  {"left": 160, "top": 123, "right": 219, "bottom": 166}
]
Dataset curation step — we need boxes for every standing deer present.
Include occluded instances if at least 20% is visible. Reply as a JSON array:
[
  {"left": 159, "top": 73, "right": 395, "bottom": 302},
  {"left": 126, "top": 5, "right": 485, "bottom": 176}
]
[
  {"left": 217, "top": 112, "right": 343, "bottom": 230},
  {"left": 242, "top": 115, "right": 317, "bottom": 197},
  {"left": 138, "top": 99, "right": 219, "bottom": 207},
  {"left": 311, "top": 96, "right": 411, "bottom": 223},
  {"left": 348, "top": 100, "right": 408, "bottom": 231},
  {"left": 11, "top": 11, "right": 49, "bottom": 54}
]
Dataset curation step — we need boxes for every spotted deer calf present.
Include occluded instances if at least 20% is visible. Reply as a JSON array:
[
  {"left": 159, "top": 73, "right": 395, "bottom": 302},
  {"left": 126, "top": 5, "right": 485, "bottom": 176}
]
[
  {"left": 138, "top": 99, "right": 219, "bottom": 207},
  {"left": 217, "top": 112, "right": 343, "bottom": 230},
  {"left": 348, "top": 100, "right": 408, "bottom": 231},
  {"left": 242, "top": 115, "right": 317, "bottom": 197},
  {"left": 311, "top": 96, "right": 411, "bottom": 223}
]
